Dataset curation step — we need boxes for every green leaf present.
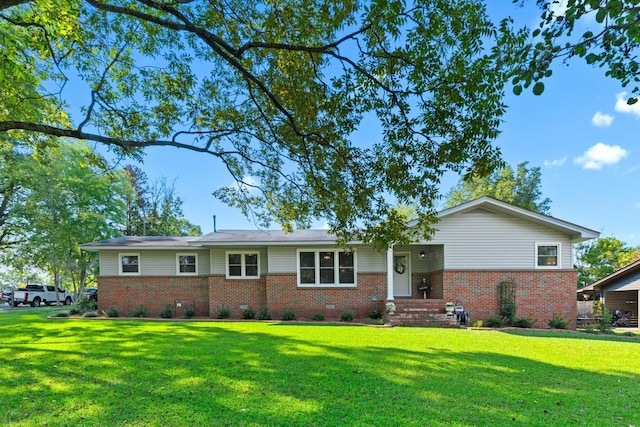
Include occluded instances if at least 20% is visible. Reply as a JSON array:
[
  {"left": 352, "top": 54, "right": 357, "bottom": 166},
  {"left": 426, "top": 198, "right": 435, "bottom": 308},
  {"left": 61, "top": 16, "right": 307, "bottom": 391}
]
[
  {"left": 627, "top": 97, "right": 638, "bottom": 105},
  {"left": 532, "top": 81, "right": 545, "bottom": 96},
  {"left": 585, "top": 53, "right": 600, "bottom": 64},
  {"left": 595, "top": 7, "right": 607, "bottom": 23},
  {"left": 513, "top": 85, "right": 523, "bottom": 96}
]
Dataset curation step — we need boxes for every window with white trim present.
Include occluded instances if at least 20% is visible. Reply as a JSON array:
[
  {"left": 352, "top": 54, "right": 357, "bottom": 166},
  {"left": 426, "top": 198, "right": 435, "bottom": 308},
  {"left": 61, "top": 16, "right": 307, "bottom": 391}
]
[
  {"left": 119, "top": 253, "right": 140, "bottom": 275},
  {"left": 177, "top": 253, "right": 198, "bottom": 275},
  {"left": 226, "top": 251, "right": 260, "bottom": 279},
  {"left": 297, "top": 250, "right": 356, "bottom": 287},
  {"left": 535, "top": 243, "right": 560, "bottom": 268}
]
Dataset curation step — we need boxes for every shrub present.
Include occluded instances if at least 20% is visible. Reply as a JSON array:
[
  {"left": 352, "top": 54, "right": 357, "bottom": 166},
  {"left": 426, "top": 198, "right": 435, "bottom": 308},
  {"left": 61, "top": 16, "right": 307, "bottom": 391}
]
[
  {"left": 242, "top": 308, "right": 256, "bottom": 319},
  {"left": 369, "top": 309, "right": 382, "bottom": 320},
  {"left": 310, "top": 311, "right": 326, "bottom": 321},
  {"left": 483, "top": 315, "right": 507, "bottom": 328},
  {"left": 598, "top": 308, "right": 612, "bottom": 333},
  {"left": 512, "top": 317, "right": 536, "bottom": 328},
  {"left": 184, "top": 307, "right": 196, "bottom": 319},
  {"left": 51, "top": 310, "right": 69, "bottom": 318},
  {"left": 216, "top": 307, "right": 231, "bottom": 319},
  {"left": 159, "top": 305, "right": 174, "bottom": 319},
  {"left": 257, "top": 306, "right": 272, "bottom": 320},
  {"left": 281, "top": 307, "right": 296, "bottom": 321},
  {"left": 104, "top": 307, "right": 120, "bottom": 317},
  {"left": 341, "top": 311, "right": 354, "bottom": 322},
  {"left": 548, "top": 313, "right": 568, "bottom": 329},
  {"left": 132, "top": 305, "right": 149, "bottom": 318},
  {"left": 69, "top": 305, "right": 82, "bottom": 315},
  {"left": 471, "top": 320, "right": 483, "bottom": 328}
]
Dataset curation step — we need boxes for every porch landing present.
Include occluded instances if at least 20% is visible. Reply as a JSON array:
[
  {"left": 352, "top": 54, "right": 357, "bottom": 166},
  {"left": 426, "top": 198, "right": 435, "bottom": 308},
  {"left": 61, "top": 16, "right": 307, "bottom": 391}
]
[{"left": 387, "top": 299, "right": 461, "bottom": 327}]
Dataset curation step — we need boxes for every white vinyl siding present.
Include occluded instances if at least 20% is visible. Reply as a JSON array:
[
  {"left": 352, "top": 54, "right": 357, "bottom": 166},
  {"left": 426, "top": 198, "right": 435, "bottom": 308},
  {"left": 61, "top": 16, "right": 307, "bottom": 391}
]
[
  {"left": 429, "top": 209, "right": 574, "bottom": 269},
  {"left": 99, "top": 250, "right": 210, "bottom": 276},
  {"left": 268, "top": 245, "right": 383, "bottom": 274}
]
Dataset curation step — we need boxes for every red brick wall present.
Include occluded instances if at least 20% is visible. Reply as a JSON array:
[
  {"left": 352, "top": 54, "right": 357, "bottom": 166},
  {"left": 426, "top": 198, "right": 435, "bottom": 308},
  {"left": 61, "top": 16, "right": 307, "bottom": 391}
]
[
  {"left": 208, "top": 275, "right": 267, "bottom": 317},
  {"left": 265, "top": 272, "right": 387, "bottom": 320},
  {"left": 441, "top": 269, "right": 578, "bottom": 329},
  {"left": 97, "top": 276, "right": 210, "bottom": 317}
]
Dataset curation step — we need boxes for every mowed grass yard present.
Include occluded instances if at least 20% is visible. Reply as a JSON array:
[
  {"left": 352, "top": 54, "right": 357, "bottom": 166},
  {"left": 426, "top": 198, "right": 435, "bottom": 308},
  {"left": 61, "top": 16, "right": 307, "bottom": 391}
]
[{"left": 0, "top": 308, "right": 639, "bottom": 427}]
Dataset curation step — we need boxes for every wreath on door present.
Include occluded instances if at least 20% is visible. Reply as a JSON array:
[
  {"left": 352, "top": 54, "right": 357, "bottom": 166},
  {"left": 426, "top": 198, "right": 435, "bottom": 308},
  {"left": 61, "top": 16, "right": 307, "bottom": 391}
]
[{"left": 394, "top": 259, "right": 406, "bottom": 274}]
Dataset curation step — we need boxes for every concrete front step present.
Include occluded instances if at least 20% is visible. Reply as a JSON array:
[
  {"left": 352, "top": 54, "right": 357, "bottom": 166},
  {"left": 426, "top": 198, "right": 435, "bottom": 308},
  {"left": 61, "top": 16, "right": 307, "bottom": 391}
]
[{"left": 387, "top": 299, "right": 461, "bottom": 327}]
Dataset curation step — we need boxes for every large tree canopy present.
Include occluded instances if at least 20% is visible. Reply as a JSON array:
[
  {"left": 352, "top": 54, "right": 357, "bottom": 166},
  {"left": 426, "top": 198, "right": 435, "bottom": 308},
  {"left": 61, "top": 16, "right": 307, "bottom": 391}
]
[
  {"left": 0, "top": 0, "right": 527, "bottom": 247},
  {"left": 515, "top": 0, "right": 640, "bottom": 100},
  {"left": 575, "top": 237, "right": 640, "bottom": 287}
]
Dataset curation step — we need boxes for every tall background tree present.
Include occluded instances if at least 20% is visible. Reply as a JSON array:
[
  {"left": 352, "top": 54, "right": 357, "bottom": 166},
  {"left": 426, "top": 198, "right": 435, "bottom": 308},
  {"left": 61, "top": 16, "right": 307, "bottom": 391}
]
[
  {"left": 444, "top": 161, "right": 552, "bottom": 214},
  {"left": 122, "top": 166, "right": 201, "bottom": 236},
  {"left": 0, "top": 0, "right": 528, "bottom": 247},
  {"left": 575, "top": 237, "right": 640, "bottom": 287},
  {"left": 9, "top": 141, "right": 132, "bottom": 295}
]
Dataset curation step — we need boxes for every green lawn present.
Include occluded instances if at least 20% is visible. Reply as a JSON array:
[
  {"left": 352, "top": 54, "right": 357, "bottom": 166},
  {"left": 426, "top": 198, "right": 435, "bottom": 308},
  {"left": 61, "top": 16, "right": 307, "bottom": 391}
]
[{"left": 0, "top": 307, "right": 638, "bottom": 427}]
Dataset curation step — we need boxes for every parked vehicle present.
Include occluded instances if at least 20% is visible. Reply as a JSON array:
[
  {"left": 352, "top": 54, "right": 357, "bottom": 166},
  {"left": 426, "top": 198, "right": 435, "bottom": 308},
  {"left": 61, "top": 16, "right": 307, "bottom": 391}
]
[
  {"left": 7, "top": 284, "right": 75, "bottom": 307},
  {"left": 1, "top": 289, "right": 14, "bottom": 303},
  {"left": 84, "top": 287, "right": 98, "bottom": 303}
]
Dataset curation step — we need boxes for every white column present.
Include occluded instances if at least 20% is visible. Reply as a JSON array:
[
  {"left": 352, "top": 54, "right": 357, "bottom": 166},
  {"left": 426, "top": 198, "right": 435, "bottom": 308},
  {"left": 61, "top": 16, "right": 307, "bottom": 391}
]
[{"left": 386, "top": 246, "right": 394, "bottom": 300}]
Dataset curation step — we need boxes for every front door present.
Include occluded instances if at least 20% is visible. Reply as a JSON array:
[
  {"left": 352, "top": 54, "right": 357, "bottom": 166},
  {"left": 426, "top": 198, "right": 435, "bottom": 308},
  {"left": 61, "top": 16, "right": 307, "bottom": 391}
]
[{"left": 393, "top": 253, "right": 411, "bottom": 297}]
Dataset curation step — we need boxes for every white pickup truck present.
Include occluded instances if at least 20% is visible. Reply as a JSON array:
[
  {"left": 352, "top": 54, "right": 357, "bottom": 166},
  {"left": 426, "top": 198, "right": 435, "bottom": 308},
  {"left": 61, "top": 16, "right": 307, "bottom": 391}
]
[{"left": 3, "top": 284, "right": 75, "bottom": 307}]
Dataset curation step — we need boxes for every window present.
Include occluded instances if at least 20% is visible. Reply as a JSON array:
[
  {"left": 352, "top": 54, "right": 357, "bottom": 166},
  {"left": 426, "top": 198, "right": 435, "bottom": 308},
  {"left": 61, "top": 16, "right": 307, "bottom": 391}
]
[
  {"left": 297, "top": 250, "right": 356, "bottom": 287},
  {"left": 177, "top": 254, "right": 198, "bottom": 275},
  {"left": 119, "top": 253, "right": 140, "bottom": 275},
  {"left": 536, "top": 243, "right": 560, "bottom": 268},
  {"left": 226, "top": 252, "right": 260, "bottom": 279}
]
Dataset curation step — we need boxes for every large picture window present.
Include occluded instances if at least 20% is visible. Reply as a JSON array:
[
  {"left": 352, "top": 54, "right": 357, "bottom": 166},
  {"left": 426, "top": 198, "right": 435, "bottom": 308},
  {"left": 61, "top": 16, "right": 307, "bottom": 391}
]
[
  {"left": 536, "top": 243, "right": 560, "bottom": 268},
  {"left": 297, "top": 250, "right": 356, "bottom": 287},
  {"left": 177, "top": 254, "right": 198, "bottom": 275},
  {"left": 119, "top": 253, "right": 140, "bottom": 275},
  {"left": 226, "top": 252, "right": 260, "bottom": 279}
]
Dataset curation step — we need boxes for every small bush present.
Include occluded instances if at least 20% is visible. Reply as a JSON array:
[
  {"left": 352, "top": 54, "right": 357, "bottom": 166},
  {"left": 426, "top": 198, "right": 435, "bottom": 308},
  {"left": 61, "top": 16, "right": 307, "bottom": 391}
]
[
  {"left": 69, "top": 306, "right": 82, "bottom": 315},
  {"left": 159, "top": 305, "right": 174, "bottom": 319},
  {"left": 242, "top": 308, "right": 256, "bottom": 319},
  {"left": 51, "top": 310, "right": 69, "bottom": 318},
  {"left": 369, "top": 309, "right": 382, "bottom": 320},
  {"left": 548, "top": 313, "right": 568, "bottom": 329},
  {"left": 512, "top": 317, "right": 536, "bottom": 328},
  {"left": 310, "top": 311, "right": 326, "bottom": 321},
  {"left": 281, "top": 307, "right": 296, "bottom": 321},
  {"left": 257, "top": 306, "right": 272, "bottom": 320},
  {"left": 471, "top": 320, "right": 483, "bottom": 328},
  {"left": 82, "top": 311, "right": 99, "bottom": 318},
  {"left": 598, "top": 308, "right": 612, "bottom": 333},
  {"left": 341, "top": 311, "right": 354, "bottom": 322},
  {"left": 184, "top": 307, "right": 196, "bottom": 319},
  {"left": 483, "top": 315, "right": 507, "bottom": 328},
  {"left": 104, "top": 307, "right": 120, "bottom": 317},
  {"left": 216, "top": 307, "right": 231, "bottom": 319},
  {"left": 132, "top": 305, "right": 149, "bottom": 318}
]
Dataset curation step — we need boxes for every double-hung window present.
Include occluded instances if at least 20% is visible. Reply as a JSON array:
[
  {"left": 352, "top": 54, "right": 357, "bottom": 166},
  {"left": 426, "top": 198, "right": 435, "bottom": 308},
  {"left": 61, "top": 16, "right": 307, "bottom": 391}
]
[
  {"left": 226, "top": 252, "right": 260, "bottom": 279},
  {"left": 119, "top": 253, "right": 140, "bottom": 275},
  {"left": 177, "top": 254, "right": 198, "bottom": 275},
  {"left": 535, "top": 243, "right": 560, "bottom": 268},
  {"left": 298, "top": 249, "right": 355, "bottom": 287}
]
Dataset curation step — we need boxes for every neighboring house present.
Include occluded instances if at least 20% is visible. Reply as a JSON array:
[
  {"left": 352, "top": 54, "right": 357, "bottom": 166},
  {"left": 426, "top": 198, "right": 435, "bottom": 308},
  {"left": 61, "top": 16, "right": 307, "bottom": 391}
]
[
  {"left": 81, "top": 197, "right": 599, "bottom": 328},
  {"left": 577, "top": 260, "right": 640, "bottom": 327}
]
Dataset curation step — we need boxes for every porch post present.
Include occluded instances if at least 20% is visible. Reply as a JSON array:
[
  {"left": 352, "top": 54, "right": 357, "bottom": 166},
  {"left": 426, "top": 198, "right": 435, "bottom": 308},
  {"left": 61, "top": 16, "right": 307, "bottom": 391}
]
[{"left": 386, "top": 246, "right": 394, "bottom": 300}]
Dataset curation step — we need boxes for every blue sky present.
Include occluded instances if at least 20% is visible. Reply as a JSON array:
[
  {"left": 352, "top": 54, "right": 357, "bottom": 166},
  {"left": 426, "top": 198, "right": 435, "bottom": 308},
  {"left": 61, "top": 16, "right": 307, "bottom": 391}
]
[{"left": 122, "top": 3, "right": 640, "bottom": 247}]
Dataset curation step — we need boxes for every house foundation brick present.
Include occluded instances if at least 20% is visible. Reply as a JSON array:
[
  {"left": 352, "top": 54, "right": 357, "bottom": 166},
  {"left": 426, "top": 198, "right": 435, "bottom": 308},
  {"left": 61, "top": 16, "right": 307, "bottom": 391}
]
[
  {"left": 98, "top": 276, "right": 210, "bottom": 318},
  {"left": 441, "top": 269, "right": 578, "bottom": 329}
]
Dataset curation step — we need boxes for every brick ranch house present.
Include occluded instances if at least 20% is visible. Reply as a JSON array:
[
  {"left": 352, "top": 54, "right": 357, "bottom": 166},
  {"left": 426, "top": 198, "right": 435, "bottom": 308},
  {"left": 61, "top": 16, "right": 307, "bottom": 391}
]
[{"left": 81, "top": 197, "right": 599, "bottom": 328}]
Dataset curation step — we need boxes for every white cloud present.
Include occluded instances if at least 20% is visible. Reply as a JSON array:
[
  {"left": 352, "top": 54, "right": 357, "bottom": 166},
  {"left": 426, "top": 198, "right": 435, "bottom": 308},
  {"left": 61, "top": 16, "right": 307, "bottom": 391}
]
[
  {"left": 574, "top": 143, "right": 628, "bottom": 170},
  {"left": 615, "top": 92, "right": 640, "bottom": 118},
  {"left": 592, "top": 112, "right": 614, "bottom": 127},
  {"left": 543, "top": 157, "right": 567, "bottom": 167}
]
